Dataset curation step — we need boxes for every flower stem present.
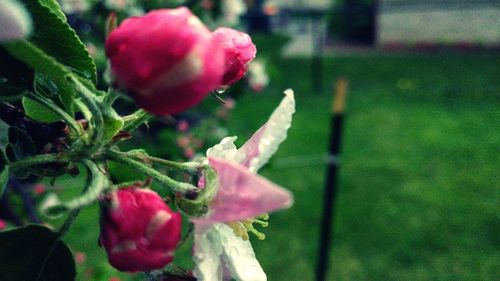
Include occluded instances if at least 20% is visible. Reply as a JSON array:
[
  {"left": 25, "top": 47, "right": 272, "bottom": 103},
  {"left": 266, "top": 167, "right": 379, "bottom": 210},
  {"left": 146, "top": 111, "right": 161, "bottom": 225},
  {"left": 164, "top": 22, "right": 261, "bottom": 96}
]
[
  {"left": 103, "top": 87, "right": 120, "bottom": 106},
  {"left": 122, "top": 109, "right": 152, "bottom": 132},
  {"left": 107, "top": 149, "right": 197, "bottom": 193},
  {"left": 35, "top": 164, "right": 93, "bottom": 281},
  {"left": 46, "top": 159, "right": 109, "bottom": 215},
  {"left": 26, "top": 92, "right": 82, "bottom": 135},
  {"left": 70, "top": 76, "right": 104, "bottom": 143},
  {"left": 9, "top": 154, "right": 68, "bottom": 171},
  {"left": 119, "top": 151, "right": 201, "bottom": 172}
]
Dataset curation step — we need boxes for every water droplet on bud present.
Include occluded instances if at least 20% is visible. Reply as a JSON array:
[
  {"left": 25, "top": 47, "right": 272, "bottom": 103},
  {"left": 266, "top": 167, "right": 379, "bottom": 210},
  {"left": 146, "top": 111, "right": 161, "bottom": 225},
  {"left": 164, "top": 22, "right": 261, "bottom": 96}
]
[{"left": 216, "top": 86, "right": 228, "bottom": 94}]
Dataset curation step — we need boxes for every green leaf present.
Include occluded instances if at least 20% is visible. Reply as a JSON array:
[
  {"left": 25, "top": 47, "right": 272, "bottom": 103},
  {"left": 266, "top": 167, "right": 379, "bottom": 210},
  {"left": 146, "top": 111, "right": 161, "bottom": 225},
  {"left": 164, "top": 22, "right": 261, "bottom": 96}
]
[
  {"left": 0, "top": 47, "right": 34, "bottom": 101},
  {"left": 176, "top": 166, "right": 218, "bottom": 217},
  {"left": 33, "top": 72, "right": 72, "bottom": 116},
  {"left": 34, "top": 72, "right": 59, "bottom": 98},
  {"left": 0, "top": 225, "right": 76, "bottom": 281},
  {"left": 4, "top": 0, "right": 97, "bottom": 112},
  {"left": 0, "top": 150, "right": 9, "bottom": 198},
  {"left": 39, "top": 0, "right": 66, "bottom": 21},
  {"left": 22, "top": 96, "right": 61, "bottom": 122},
  {"left": 8, "top": 127, "right": 37, "bottom": 160}
]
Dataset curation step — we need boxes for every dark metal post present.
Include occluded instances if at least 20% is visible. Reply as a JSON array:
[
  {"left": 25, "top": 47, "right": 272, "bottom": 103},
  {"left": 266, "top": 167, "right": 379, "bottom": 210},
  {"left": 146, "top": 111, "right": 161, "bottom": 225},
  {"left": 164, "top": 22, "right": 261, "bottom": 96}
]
[{"left": 315, "top": 78, "right": 348, "bottom": 281}]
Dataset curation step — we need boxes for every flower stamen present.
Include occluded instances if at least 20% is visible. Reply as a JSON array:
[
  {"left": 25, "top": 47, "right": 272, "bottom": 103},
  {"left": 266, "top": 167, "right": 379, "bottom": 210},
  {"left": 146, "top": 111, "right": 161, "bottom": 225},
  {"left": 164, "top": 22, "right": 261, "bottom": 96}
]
[{"left": 227, "top": 213, "right": 270, "bottom": 241}]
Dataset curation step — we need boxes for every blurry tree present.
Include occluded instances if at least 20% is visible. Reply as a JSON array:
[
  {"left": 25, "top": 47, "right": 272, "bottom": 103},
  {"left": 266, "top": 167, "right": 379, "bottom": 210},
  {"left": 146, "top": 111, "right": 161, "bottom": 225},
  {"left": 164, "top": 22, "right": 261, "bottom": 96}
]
[{"left": 328, "top": 0, "right": 376, "bottom": 44}]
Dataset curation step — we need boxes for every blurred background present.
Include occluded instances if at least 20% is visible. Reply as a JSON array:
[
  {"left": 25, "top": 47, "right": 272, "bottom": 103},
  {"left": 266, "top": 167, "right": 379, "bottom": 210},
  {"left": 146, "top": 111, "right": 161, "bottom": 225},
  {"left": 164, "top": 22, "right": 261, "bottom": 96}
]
[{"left": 1, "top": 0, "right": 499, "bottom": 280}]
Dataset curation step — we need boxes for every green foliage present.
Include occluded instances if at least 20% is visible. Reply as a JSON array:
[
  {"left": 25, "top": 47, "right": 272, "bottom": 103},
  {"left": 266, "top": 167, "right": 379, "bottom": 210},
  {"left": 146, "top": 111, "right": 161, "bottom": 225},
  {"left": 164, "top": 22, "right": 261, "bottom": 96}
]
[
  {"left": 0, "top": 47, "right": 34, "bottom": 101},
  {"left": 39, "top": 0, "right": 67, "bottom": 21},
  {"left": 109, "top": 160, "right": 148, "bottom": 183},
  {"left": 101, "top": 107, "right": 124, "bottom": 141},
  {"left": 0, "top": 150, "right": 9, "bottom": 198},
  {"left": 7, "top": 126, "right": 37, "bottom": 161},
  {"left": 228, "top": 54, "right": 500, "bottom": 281},
  {"left": 0, "top": 225, "right": 76, "bottom": 281},
  {"left": 22, "top": 96, "right": 61, "bottom": 122},
  {"left": 4, "top": 0, "right": 96, "bottom": 112}
]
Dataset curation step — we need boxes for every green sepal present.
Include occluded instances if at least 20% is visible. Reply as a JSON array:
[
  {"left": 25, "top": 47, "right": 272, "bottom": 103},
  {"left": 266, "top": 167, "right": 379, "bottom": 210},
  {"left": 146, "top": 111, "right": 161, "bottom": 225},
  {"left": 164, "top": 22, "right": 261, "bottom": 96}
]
[
  {"left": 175, "top": 164, "right": 218, "bottom": 217},
  {"left": 102, "top": 107, "right": 124, "bottom": 141}
]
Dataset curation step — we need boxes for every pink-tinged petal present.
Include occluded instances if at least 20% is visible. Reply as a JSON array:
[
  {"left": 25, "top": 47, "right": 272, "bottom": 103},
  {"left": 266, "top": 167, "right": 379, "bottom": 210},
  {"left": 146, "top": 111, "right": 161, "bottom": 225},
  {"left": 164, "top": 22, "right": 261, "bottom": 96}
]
[
  {"left": 206, "top": 136, "right": 238, "bottom": 160},
  {"left": 235, "top": 90, "right": 295, "bottom": 173},
  {"left": 193, "top": 158, "right": 293, "bottom": 225},
  {"left": 234, "top": 125, "right": 266, "bottom": 168}
]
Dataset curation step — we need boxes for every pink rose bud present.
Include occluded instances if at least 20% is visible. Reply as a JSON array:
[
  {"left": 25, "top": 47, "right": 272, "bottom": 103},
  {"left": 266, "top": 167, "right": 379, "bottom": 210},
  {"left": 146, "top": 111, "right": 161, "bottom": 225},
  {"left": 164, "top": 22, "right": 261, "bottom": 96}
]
[
  {"left": 0, "top": 219, "right": 6, "bottom": 230},
  {"left": 212, "top": 27, "right": 257, "bottom": 86},
  {"left": 106, "top": 7, "right": 224, "bottom": 115},
  {"left": 99, "top": 188, "right": 182, "bottom": 272}
]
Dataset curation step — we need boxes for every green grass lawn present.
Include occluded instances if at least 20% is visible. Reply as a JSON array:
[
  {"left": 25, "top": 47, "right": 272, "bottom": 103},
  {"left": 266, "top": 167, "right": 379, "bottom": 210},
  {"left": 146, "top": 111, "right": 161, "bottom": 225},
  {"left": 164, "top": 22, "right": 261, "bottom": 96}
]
[{"left": 49, "top": 54, "right": 500, "bottom": 281}]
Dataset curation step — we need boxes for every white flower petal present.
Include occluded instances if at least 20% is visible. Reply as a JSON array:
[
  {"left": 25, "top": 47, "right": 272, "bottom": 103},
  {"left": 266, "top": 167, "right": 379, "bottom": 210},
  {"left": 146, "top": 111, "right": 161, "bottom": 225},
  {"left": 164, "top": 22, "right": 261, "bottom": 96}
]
[
  {"left": 193, "top": 226, "right": 224, "bottom": 281},
  {"left": 207, "top": 136, "right": 239, "bottom": 161},
  {"left": 215, "top": 224, "right": 267, "bottom": 281},
  {"left": 239, "top": 89, "right": 295, "bottom": 173}
]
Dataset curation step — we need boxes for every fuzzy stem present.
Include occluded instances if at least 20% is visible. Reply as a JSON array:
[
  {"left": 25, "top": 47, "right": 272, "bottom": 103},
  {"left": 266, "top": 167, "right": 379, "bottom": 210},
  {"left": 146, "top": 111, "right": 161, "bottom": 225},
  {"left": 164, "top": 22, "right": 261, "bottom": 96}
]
[
  {"left": 70, "top": 76, "right": 104, "bottom": 143},
  {"left": 46, "top": 159, "right": 109, "bottom": 215},
  {"left": 122, "top": 109, "right": 152, "bottom": 132},
  {"left": 107, "top": 149, "right": 197, "bottom": 193},
  {"left": 103, "top": 87, "right": 120, "bottom": 106},
  {"left": 9, "top": 154, "right": 68, "bottom": 171},
  {"left": 34, "top": 164, "right": 94, "bottom": 281},
  {"left": 119, "top": 151, "right": 202, "bottom": 172}
]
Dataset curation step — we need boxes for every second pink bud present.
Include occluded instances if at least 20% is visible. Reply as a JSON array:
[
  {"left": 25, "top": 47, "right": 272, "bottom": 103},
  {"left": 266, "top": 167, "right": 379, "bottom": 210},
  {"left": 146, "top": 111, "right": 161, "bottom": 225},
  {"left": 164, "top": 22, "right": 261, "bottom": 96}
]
[{"left": 212, "top": 27, "right": 257, "bottom": 86}]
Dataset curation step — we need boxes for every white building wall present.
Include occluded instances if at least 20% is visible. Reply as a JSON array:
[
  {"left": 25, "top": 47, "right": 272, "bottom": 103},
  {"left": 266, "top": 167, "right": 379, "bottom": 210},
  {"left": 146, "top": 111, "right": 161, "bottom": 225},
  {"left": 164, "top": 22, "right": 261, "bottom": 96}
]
[{"left": 377, "top": 1, "right": 500, "bottom": 45}]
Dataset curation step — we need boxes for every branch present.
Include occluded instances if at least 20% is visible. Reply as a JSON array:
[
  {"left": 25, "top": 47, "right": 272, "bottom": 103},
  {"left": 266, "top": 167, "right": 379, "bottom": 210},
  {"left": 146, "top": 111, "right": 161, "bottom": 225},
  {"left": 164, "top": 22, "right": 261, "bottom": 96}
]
[{"left": 107, "top": 149, "right": 198, "bottom": 194}]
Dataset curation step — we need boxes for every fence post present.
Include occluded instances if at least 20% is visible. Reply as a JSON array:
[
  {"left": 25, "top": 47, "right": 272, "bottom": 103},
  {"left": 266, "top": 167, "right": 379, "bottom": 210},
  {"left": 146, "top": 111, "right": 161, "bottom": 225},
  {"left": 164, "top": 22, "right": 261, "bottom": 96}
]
[{"left": 315, "top": 78, "right": 348, "bottom": 281}]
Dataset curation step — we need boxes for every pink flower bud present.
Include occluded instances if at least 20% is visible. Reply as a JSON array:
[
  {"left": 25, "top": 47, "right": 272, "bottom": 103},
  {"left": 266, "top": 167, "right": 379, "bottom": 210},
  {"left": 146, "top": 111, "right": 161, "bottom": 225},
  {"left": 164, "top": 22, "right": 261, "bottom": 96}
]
[
  {"left": 212, "top": 27, "right": 257, "bottom": 86},
  {"left": 99, "top": 188, "right": 182, "bottom": 272},
  {"left": 183, "top": 147, "right": 194, "bottom": 159},
  {"left": 176, "top": 135, "right": 191, "bottom": 148},
  {"left": 74, "top": 252, "right": 87, "bottom": 264},
  {"left": 0, "top": 219, "right": 6, "bottom": 230},
  {"left": 33, "top": 183, "right": 46, "bottom": 195},
  {"left": 106, "top": 8, "right": 224, "bottom": 115},
  {"left": 176, "top": 120, "right": 190, "bottom": 132}
]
